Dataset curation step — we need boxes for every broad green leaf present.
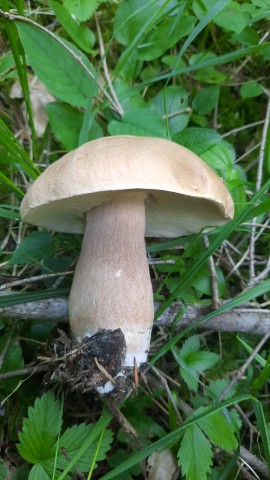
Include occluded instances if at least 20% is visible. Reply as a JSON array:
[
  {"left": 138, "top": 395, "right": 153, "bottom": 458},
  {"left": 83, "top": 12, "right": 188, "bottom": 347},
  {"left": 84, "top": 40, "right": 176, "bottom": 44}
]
[
  {"left": 50, "top": 0, "right": 95, "bottom": 53},
  {"left": 174, "top": 127, "right": 221, "bottom": 154},
  {"left": 9, "top": 231, "right": 56, "bottom": 265},
  {"left": 17, "top": 392, "right": 62, "bottom": 464},
  {"left": 234, "top": 26, "right": 259, "bottom": 46},
  {"left": 136, "top": 14, "right": 195, "bottom": 61},
  {"left": 64, "top": 0, "right": 105, "bottom": 21},
  {"left": 16, "top": 21, "right": 97, "bottom": 108},
  {"left": 46, "top": 102, "right": 103, "bottom": 150},
  {"left": 175, "top": 336, "right": 219, "bottom": 391},
  {"left": 208, "top": 379, "right": 237, "bottom": 401},
  {"left": 198, "top": 412, "right": 238, "bottom": 452},
  {"left": 152, "top": 86, "right": 189, "bottom": 135},
  {"left": 201, "top": 141, "right": 235, "bottom": 172},
  {"left": 214, "top": 2, "right": 250, "bottom": 33},
  {"left": 0, "top": 462, "right": 7, "bottom": 480},
  {"left": 240, "top": 81, "right": 263, "bottom": 98},
  {"left": 192, "top": 86, "right": 220, "bottom": 115},
  {"left": 28, "top": 464, "right": 50, "bottom": 480},
  {"left": 189, "top": 266, "right": 225, "bottom": 296},
  {"left": 108, "top": 109, "right": 166, "bottom": 137},
  {"left": 114, "top": 0, "right": 159, "bottom": 46},
  {"left": 189, "top": 52, "right": 227, "bottom": 84},
  {"left": 179, "top": 335, "right": 200, "bottom": 358},
  {"left": 184, "top": 351, "right": 219, "bottom": 373},
  {"left": 178, "top": 424, "right": 212, "bottom": 480},
  {"left": 243, "top": 199, "right": 270, "bottom": 222}
]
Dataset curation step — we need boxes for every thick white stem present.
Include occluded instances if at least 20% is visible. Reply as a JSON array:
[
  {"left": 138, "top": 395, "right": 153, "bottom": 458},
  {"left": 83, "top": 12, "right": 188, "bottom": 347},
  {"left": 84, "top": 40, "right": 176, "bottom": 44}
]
[{"left": 69, "top": 192, "right": 154, "bottom": 366}]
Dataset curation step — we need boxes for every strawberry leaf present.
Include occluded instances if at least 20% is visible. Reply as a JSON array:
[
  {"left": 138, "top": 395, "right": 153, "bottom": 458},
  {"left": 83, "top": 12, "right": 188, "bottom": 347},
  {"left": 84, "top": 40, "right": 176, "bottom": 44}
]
[
  {"left": 17, "top": 392, "right": 62, "bottom": 464},
  {"left": 178, "top": 424, "right": 213, "bottom": 480}
]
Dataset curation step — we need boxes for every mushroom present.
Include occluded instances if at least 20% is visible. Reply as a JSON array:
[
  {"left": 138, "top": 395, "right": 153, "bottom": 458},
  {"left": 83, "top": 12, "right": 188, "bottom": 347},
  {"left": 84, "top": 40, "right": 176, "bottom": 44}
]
[{"left": 20, "top": 136, "right": 234, "bottom": 370}]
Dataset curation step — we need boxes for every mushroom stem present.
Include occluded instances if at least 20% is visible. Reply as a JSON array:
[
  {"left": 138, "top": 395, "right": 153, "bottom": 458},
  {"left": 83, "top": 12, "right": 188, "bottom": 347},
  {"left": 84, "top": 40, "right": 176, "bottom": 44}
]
[{"left": 69, "top": 192, "right": 154, "bottom": 367}]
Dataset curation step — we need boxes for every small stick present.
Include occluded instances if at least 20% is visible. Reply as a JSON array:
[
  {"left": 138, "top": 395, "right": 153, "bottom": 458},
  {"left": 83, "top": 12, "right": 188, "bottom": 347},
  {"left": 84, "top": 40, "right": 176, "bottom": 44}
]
[
  {"left": 0, "top": 364, "right": 48, "bottom": 381},
  {"left": 249, "top": 98, "right": 270, "bottom": 286},
  {"left": 94, "top": 357, "right": 116, "bottom": 385},
  {"left": 105, "top": 398, "right": 142, "bottom": 449},
  {"left": 0, "top": 271, "right": 73, "bottom": 291},
  {"left": 204, "top": 236, "right": 219, "bottom": 309},
  {"left": 94, "top": 13, "right": 124, "bottom": 117},
  {"left": 221, "top": 120, "right": 264, "bottom": 138}
]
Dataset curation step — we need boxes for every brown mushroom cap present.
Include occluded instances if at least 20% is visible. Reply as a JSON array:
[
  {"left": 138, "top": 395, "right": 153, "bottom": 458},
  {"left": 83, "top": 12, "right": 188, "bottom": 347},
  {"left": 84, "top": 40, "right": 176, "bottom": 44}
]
[{"left": 20, "top": 136, "right": 234, "bottom": 235}]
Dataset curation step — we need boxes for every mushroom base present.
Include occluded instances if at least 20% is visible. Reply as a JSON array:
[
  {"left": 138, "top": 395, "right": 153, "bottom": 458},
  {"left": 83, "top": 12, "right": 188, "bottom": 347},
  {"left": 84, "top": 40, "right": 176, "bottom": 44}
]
[
  {"left": 69, "top": 192, "right": 154, "bottom": 367},
  {"left": 46, "top": 329, "right": 147, "bottom": 400}
]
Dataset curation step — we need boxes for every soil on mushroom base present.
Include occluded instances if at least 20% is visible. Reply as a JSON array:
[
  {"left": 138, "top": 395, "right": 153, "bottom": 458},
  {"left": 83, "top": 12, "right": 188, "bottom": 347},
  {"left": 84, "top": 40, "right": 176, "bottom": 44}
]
[{"left": 45, "top": 329, "right": 147, "bottom": 401}]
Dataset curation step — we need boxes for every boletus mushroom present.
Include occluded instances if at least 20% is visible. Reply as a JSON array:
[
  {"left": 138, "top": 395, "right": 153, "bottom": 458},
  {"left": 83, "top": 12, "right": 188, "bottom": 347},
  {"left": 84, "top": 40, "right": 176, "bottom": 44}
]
[{"left": 21, "top": 136, "right": 234, "bottom": 388}]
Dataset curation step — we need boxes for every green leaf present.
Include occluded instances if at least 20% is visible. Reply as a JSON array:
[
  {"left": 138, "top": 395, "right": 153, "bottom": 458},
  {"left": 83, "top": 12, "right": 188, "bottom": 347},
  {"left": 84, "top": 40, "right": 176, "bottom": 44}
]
[
  {"left": 174, "top": 128, "right": 221, "bottom": 154},
  {"left": 0, "top": 463, "right": 7, "bottom": 480},
  {"left": 50, "top": 0, "right": 95, "bottom": 53},
  {"left": 201, "top": 141, "right": 235, "bottom": 172},
  {"left": 108, "top": 109, "right": 166, "bottom": 137},
  {"left": 152, "top": 86, "right": 190, "bottom": 135},
  {"left": 46, "top": 102, "right": 103, "bottom": 150},
  {"left": 176, "top": 336, "right": 219, "bottom": 391},
  {"left": 114, "top": 0, "right": 158, "bottom": 46},
  {"left": 46, "top": 102, "right": 82, "bottom": 149},
  {"left": 28, "top": 464, "right": 50, "bottom": 480},
  {"left": 17, "top": 392, "right": 63, "bottom": 464},
  {"left": 214, "top": 2, "right": 250, "bottom": 33},
  {"left": 136, "top": 14, "right": 196, "bottom": 61},
  {"left": 57, "top": 409, "right": 113, "bottom": 480},
  {"left": 16, "top": 20, "right": 97, "bottom": 108},
  {"left": 178, "top": 424, "right": 213, "bottom": 480},
  {"left": 240, "top": 81, "right": 263, "bottom": 98},
  {"left": 9, "top": 231, "right": 56, "bottom": 265},
  {"left": 192, "top": 86, "right": 220, "bottom": 115},
  {"left": 41, "top": 423, "right": 113, "bottom": 474},
  {"left": 208, "top": 379, "right": 237, "bottom": 401},
  {"left": 179, "top": 335, "right": 200, "bottom": 358},
  {"left": 64, "top": 0, "right": 104, "bottom": 21},
  {"left": 198, "top": 412, "right": 238, "bottom": 452}
]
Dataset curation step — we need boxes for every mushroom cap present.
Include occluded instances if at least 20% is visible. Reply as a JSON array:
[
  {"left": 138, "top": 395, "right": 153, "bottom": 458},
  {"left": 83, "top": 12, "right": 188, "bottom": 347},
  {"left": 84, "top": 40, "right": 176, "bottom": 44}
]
[{"left": 20, "top": 136, "right": 234, "bottom": 237}]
